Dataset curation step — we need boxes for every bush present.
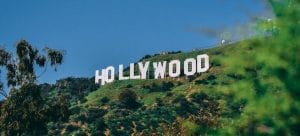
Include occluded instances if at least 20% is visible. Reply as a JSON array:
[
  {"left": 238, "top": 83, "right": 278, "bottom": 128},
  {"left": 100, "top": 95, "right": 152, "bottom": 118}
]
[
  {"left": 195, "top": 75, "right": 217, "bottom": 85},
  {"left": 173, "top": 95, "right": 197, "bottom": 117},
  {"left": 100, "top": 96, "right": 110, "bottom": 104},
  {"left": 190, "top": 92, "right": 208, "bottom": 104},
  {"left": 90, "top": 119, "right": 107, "bottom": 136},
  {"left": 118, "top": 89, "right": 140, "bottom": 109},
  {"left": 142, "top": 81, "right": 174, "bottom": 92},
  {"left": 161, "top": 81, "right": 174, "bottom": 91}
]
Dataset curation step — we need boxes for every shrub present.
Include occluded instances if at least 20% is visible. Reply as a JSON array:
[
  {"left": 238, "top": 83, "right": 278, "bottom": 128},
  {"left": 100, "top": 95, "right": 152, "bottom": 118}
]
[
  {"left": 173, "top": 95, "right": 197, "bottom": 117},
  {"left": 118, "top": 89, "right": 140, "bottom": 109},
  {"left": 143, "top": 81, "right": 174, "bottom": 92},
  {"left": 195, "top": 75, "right": 217, "bottom": 85},
  {"left": 190, "top": 92, "right": 208, "bottom": 104},
  {"left": 90, "top": 119, "right": 107, "bottom": 136},
  {"left": 100, "top": 96, "right": 110, "bottom": 104}
]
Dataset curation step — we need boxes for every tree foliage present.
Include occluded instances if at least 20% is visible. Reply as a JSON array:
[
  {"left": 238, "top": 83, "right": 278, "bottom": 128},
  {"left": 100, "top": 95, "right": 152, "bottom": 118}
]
[
  {"left": 215, "top": 0, "right": 300, "bottom": 135},
  {"left": 0, "top": 40, "right": 68, "bottom": 135},
  {"left": 0, "top": 40, "right": 65, "bottom": 97},
  {"left": 118, "top": 89, "right": 140, "bottom": 109}
]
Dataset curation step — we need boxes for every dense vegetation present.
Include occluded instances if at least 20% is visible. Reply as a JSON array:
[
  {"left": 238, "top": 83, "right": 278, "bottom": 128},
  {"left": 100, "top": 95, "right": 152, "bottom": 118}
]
[{"left": 1, "top": 0, "right": 300, "bottom": 135}]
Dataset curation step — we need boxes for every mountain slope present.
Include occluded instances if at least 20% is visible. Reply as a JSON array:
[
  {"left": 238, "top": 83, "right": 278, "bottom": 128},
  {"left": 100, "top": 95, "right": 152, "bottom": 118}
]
[
  {"left": 44, "top": 30, "right": 300, "bottom": 135},
  {"left": 58, "top": 39, "right": 262, "bottom": 136}
]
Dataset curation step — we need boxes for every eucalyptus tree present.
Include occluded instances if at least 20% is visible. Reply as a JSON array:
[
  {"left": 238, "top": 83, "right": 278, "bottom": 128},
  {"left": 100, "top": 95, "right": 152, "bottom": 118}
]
[
  {"left": 0, "top": 40, "right": 66, "bottom": 135},
  {"left": 0, "top": 39, "right": 64, "bottom": 98}
]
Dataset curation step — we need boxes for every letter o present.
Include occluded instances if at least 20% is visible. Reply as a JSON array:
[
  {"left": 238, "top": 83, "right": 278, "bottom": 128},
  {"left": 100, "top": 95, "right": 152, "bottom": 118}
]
[
  {"left": 184, "top": 58, "right": 196, "bottom": 76},
  {"left": 169, "top": 60, "right": 181, "bottom": 77},
  {"left": 106, "top": 66, "right": 115, "bottom": 83}
]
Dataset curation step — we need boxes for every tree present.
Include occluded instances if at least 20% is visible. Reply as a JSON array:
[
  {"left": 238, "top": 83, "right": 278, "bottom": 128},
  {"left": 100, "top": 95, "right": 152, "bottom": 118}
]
[
  {"left": 0, "top": 40, "right": 66, "bottom": 135},
  {"left": 0, "top": 40, "right": 64, "bottom": 98},
  {"left": 118, "top": 89, "right": 139, "bottom": 109},
  {"left": 1, "top": 84, "right": 48, "bottom": 135},
  {"left": 216, "top": 0, "right": 300, "bottom": 135}
]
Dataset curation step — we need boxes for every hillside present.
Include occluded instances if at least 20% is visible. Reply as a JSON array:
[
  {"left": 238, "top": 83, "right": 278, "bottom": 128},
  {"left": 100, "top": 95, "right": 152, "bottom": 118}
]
[
  {"left": 47, "top": 37, "right": 292, "bottom": 136},
  {"left": 1, "top": 32, "right": 298, "bottom": 136},
  {"left": 85, "top": 42, "right": 236, "bottom": 107},
  {"left": 0, "top": 1, "right": 299, "bottom": 135}
]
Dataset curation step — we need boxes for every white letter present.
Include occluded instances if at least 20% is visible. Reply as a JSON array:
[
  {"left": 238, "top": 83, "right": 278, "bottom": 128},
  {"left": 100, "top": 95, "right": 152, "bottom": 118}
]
[
  {"left": 197, "top": 54, "right": 209, "bottom": 73},
  {"left": 95, "top": 69, "right": 107, "bottom": 85},
  {"left": 119, "top": 64, "right": 129, "bottom": 80},
  {"left": 153, "top": 61, "right": 167, "bottom": 79},
  {"left": 184, "top": 58, "right": 196, "bottom": 76},
  {"left": 130, "top": 63, "right": 141, "bottom": 79},
  {"left": 105, "top": 66, "right": 115, "bottom": 83},
  {"left": 168, "top": 60, "right": 181, "bottom": 77},
  {"left": 138, "top": 61, "right": 150, "bottom": 79}
]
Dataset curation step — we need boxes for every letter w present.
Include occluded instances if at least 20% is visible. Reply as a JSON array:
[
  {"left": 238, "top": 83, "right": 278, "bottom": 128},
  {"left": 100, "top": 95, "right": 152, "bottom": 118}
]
[{"left": 153, "top": 61, "right": 167, "bottom": 79}]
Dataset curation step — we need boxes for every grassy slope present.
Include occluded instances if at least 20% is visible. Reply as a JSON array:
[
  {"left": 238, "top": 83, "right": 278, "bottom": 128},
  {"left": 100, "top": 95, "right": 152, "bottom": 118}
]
[
  {"left": 84, "top": 39, "right": 255, "bottom": 107},
  {"left": 65, "top": 37, "right": 287, "bottom": 135}
]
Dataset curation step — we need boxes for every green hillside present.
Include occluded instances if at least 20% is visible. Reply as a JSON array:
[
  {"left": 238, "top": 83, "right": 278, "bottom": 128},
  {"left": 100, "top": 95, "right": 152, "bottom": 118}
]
[
  {"left": 80, "top": 42, "right": 250, "bottom": 135},
  {"left": 85, "top": 41, "right": 241, "bottom": 108},
  {"left": 56, "top": 36, "right": 298, "bottom": 135},
  {"left": 1, "top": 0, "right": 299, "bottom": 135}
]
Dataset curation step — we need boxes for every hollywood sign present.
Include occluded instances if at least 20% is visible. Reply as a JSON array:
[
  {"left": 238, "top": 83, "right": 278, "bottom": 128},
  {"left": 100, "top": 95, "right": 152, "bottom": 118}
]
[{"left": 95, "top": 54, "right": 209, "bottom": 85}]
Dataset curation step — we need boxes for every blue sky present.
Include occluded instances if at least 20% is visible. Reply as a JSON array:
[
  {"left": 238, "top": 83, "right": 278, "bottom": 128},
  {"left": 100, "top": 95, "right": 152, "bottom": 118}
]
[{"left": 0, "top": 0, "right": 272, "bottom": 84}]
